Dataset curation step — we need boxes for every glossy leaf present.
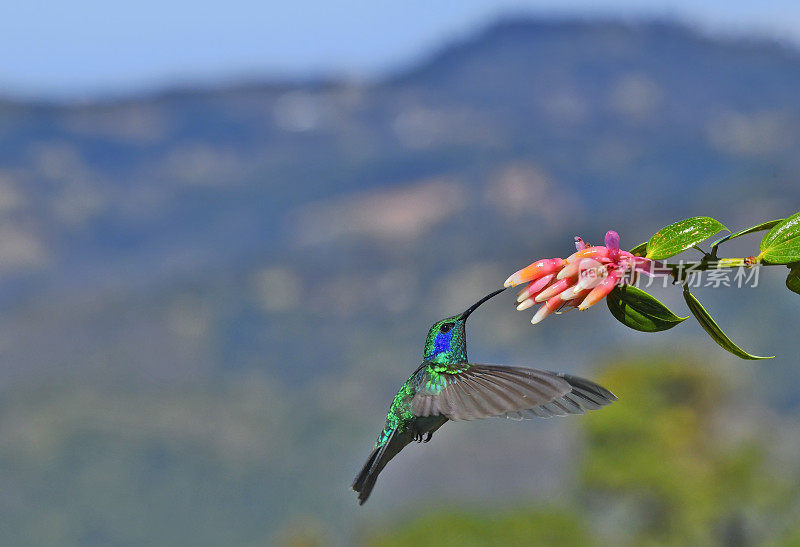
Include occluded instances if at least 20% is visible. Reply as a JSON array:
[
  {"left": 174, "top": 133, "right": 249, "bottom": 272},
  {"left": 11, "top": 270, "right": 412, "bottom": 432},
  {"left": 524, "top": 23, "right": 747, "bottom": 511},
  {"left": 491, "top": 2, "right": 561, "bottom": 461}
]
[
  {"left": 628, "top": 241, "right": 647, "bottom": 257},
  {"left": 787, "top": 264, "right": 800, "bottom": 296},
  {"left": 682, "top": 287, "right": 773, "bottom": 360},
  {"left": 646, "top": 217, "right": 728, "bottom": 260},
  {"left": 759, "top": 212, "right": 800, "bottom": 264},
  {"left": 710, "top": 219, "right": 782, "bottom": 252},
  {"left": 606, "top": 285, "right": 687, "bottom": 332}
]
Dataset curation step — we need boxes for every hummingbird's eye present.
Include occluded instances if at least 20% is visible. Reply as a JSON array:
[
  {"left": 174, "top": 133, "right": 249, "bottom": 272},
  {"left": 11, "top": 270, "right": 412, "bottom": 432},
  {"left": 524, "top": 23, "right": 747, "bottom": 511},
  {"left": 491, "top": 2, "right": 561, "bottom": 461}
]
[{"left": 440, "top": 322, "right": 453, "bottom": 333}]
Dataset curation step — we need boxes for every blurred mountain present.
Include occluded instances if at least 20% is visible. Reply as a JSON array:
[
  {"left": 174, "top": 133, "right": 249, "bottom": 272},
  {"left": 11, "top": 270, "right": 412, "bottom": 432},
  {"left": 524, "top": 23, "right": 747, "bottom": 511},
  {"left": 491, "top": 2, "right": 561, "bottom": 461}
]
[{"left": 0, "top": 18, "right": 798, "bottom": 544}]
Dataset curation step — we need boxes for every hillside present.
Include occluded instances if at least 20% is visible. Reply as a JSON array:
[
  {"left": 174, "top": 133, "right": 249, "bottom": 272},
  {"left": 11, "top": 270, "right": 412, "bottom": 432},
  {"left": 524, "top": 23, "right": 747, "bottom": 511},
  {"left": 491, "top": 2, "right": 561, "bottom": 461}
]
[{"left": 0, "top": 18, "right": 798, "bottom": 543}]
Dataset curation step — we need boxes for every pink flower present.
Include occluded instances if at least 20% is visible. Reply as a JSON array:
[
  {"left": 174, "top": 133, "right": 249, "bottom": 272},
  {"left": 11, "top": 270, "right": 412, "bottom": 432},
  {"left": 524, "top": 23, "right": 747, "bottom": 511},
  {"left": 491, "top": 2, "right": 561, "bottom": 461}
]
[
  {"left": 504, "top": 231, "right": 658, "bottom": 324},
  {"left": 503, "top": 258, "right": 565, "bottom": 288}
]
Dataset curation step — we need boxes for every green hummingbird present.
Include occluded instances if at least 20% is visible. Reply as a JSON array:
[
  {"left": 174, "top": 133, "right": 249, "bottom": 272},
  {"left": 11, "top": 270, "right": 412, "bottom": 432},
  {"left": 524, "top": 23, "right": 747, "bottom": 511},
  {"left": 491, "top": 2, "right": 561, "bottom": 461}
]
[{"left": 352, "top": 287, "right": 616, "bottom": 505}]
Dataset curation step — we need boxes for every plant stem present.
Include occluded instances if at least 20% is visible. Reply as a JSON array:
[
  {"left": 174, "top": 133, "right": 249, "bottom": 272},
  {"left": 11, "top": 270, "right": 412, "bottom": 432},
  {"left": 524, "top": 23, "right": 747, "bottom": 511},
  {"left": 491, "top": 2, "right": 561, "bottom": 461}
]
[{"left": 661, "top": 257, "right": 763, "bottom": 283}]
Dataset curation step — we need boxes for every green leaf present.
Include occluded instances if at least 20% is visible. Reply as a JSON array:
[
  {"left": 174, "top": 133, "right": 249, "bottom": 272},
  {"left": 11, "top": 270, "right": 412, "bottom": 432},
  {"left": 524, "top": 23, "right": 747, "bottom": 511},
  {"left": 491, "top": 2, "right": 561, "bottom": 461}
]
[
  {"left": 682, "top": 287, "right": 773, "bottom": 360},
  {"left": 628, "top": 241, "right": 647, "bottom": 256},
  {"left": 606, "top": 285, "right": 688, "bottom": 332},
  {"left": 646, "top": 216, "right": 728, "bottom": 259},
  {"left": 759, "top": 212, "right": 800, "bottom": 264},
  {"left": 710, "top": 219, "right": 783, "bottom": 252},
  {"left": 787, "top": 264, "right": 800, "bottom": 296}
]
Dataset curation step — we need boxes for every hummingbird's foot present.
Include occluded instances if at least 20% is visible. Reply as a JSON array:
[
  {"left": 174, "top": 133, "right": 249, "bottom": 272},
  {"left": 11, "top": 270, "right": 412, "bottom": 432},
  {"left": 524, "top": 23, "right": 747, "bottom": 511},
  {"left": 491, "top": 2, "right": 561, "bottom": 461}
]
[
  {"left": 423, "top": 432, "right": 433, "bottom": 443},
  {"left": 412, "top": 430, "right": 423, "bottom": 443}
]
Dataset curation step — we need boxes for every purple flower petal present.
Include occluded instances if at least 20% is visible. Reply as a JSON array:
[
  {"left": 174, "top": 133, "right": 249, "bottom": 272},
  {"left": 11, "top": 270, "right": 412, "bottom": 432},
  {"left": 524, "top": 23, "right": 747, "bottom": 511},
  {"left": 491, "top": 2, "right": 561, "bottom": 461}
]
[
  {"left": 604, "top": 230, "right": 620, "bottom": 251},
  {"left": 605, "top": 230, "right": 620, "bottom": 261}
]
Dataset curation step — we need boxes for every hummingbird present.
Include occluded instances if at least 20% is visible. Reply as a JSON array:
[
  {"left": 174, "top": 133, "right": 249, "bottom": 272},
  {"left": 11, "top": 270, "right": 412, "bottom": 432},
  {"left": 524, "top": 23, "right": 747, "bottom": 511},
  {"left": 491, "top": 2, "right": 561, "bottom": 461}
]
[{"left": 352, "top": 287, "right": 616, "bottom": 505}]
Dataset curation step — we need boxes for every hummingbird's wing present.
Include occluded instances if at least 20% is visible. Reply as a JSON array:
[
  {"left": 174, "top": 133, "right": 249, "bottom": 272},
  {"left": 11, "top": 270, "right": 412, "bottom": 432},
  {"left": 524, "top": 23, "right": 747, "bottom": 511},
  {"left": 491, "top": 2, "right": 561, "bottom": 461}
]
[{"left": 411, "top": 364, "right": 615, "bottom": 421}]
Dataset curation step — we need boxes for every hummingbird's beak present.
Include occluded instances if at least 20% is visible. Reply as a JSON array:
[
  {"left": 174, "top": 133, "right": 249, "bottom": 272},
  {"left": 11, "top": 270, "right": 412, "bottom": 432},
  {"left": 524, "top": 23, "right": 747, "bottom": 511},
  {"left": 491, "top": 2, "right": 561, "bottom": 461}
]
[{"left": 460, "top": 287, "right": 508, "bottom": 321}]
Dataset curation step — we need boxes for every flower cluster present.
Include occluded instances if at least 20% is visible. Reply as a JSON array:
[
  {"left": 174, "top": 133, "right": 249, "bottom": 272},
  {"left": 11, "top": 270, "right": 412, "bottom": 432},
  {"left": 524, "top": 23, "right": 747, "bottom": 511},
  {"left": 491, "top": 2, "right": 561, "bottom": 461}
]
[{"left": 504, "top": 231, "right": 655, "bottom": 324}]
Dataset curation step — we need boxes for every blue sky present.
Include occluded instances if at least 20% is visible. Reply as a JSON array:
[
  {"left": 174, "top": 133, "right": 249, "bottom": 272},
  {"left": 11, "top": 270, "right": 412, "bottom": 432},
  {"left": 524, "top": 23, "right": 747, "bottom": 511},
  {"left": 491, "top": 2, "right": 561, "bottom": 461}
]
[{"left": 2, "top": 0, "right": 800, "bottom": 98}]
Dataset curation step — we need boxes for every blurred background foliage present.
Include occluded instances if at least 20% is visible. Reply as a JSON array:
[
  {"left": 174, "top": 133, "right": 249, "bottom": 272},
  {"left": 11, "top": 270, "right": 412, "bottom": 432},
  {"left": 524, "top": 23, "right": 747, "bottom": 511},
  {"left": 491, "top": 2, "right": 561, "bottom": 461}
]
[{"left": 1, "top": 13, "right": 800, "bottom": 546}]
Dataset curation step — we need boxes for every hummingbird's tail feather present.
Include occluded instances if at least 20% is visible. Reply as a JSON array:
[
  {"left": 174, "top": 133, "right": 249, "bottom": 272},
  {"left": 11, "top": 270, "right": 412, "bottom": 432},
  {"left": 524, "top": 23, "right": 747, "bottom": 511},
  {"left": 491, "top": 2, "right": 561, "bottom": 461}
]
[
  {"left": 352, "top": 429, "right": 412, "bottom": 505},
  {"left": 352, "top": 446, "right": 381, "bottom": 494}
]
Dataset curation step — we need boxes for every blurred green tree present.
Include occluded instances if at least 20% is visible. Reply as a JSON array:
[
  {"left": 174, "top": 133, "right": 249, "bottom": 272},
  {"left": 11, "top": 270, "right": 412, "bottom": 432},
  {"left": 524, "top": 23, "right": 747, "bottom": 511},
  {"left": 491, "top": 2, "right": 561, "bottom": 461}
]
[
  {"left": 582, "top": 359, "right": 779, "bottom": 545},
  {"left": 365, "top": 508, "right": 589, "bottom": 547}
]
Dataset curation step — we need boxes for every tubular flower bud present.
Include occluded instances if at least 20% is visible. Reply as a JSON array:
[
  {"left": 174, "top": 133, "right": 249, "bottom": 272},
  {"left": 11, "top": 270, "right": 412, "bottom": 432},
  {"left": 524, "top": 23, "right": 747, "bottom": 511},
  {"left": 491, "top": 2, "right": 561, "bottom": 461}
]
[
  {"left": 559, "top": 283, "right": 587, "bottom": 301},
  {"left": 576, "top": 262, "right": 608, "bottom": 290},
  {"left": 566, "top": 246, "right": 610, "bottom": 263},
  {"left": 578, "top": 269, "right": 621, "bottom": 310},
  {"left": 531, "top": 294, "right": 565, "bottom": 324},
  {"left": 564, "top": 289, "right": 592, "bottom": 308},
  {"left": 557, "top": 258, "right": 593, "bottom": 280},
  {"left": 534, "top": 278, "right": 575, "bottom": 303},
  {"left": 516, "top": 297, "right": 536, "bottom": 311},
  {"left": 506, "top": 231, "right": 662, "bottom": 325},
  {"left": 516, "top": 273, "right": 556, "bottom": 303},
  {"left": 504, "top": 258, "right": 565, "bottom": 288}
]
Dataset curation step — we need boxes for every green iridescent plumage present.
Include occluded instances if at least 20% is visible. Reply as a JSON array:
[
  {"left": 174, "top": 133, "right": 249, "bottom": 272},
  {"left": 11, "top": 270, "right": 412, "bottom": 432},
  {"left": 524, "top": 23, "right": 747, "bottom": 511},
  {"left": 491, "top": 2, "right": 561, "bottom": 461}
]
[
  {"left": 376, "top": 315, "right": 469, "bottom": 446},
  {"left": 376, "top": 379, "right": 414, "bottom": 446},
  {"left": 422, "top": 315, "right": 469, "bottom": 364},
  {"left": 352, "top": 287, "right": 617, "bottom": 505}
]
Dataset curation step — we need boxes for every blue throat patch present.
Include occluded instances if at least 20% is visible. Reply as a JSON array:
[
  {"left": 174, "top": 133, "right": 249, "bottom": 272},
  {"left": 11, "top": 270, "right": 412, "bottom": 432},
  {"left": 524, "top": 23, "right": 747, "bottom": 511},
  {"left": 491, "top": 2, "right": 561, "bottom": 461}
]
[{"left": 428, "top": 330, "right": 453, "bottom": 358}]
